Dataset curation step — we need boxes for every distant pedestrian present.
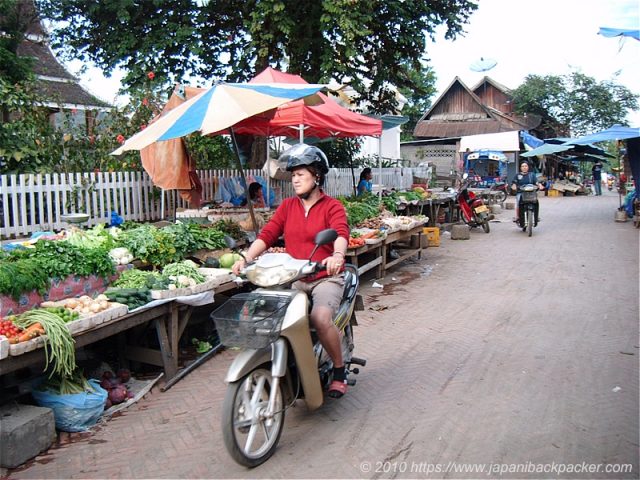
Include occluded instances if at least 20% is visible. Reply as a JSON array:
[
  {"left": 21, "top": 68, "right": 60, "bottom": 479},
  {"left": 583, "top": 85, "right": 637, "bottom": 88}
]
[
  {"left": 357, "top": 167, "right": 373, "bottom": 195},
  {"left": 592, "top": 161, "right": 603, "bottom": 195}
]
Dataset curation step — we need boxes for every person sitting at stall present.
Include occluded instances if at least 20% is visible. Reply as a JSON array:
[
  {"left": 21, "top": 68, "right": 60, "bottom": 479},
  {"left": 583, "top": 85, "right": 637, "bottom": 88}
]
[
  {"left": 241, "top": 182, "right": 266, "bottom": 209},
  {"left": 357, "top": 168, "right": 373, "bottom": 195}
]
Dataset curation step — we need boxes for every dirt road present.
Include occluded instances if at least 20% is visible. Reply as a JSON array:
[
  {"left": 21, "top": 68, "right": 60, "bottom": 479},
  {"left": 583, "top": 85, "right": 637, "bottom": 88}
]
[{"left": 7, "top": 191, "right": 639, "bottom": 479}]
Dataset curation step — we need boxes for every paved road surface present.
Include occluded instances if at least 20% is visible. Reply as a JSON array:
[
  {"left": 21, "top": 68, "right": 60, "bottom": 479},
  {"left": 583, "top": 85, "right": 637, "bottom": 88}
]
[{"left": 5, "top": 191, "right": 639, "bottom": 479}]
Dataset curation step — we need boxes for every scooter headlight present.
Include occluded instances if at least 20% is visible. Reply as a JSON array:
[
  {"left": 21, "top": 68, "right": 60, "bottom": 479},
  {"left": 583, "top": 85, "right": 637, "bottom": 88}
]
[{"left": 246, "top": 265, "right": 299, "bottom": 287}]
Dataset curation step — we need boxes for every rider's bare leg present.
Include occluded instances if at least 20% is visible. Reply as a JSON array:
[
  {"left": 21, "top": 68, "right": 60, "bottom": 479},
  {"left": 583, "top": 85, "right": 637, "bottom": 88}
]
[{"left": 310, "top": 306, "right": 343, "bottom": 367}]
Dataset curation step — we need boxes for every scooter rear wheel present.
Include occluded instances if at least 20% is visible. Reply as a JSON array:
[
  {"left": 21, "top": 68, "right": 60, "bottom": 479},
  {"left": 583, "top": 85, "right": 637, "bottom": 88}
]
[
  {"left": 495, "top": 191, "right": 507, "bottom": 203},
  {"left": 222, "top": 367, "right": 285, "bottom": 467},
  {"left": 482, "top": 219, "right": 490, "bottom": 233}
]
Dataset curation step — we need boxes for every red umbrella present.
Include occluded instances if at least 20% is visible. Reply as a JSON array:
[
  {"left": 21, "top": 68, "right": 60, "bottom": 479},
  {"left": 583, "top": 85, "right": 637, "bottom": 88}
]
[{"left": 229, "top": 67, "right": 383, "bottom": 140}]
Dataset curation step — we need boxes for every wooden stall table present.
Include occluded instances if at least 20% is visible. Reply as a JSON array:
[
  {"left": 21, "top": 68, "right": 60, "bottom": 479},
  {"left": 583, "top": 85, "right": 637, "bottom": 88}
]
[
  {"left": 381, "top": 225, "right": 425, "bottom": 272},
  {"left": 345, "top": 242, "right": 384, "bottom": 277},
  {"left": 422, "top": 195, "right": 457, "bottom": 226},
  {"left": 345, "top": 225, "right": 426, "bottom": 278},
  {"left": 0, "top": 279, "right": 240, "bottom": 382}
]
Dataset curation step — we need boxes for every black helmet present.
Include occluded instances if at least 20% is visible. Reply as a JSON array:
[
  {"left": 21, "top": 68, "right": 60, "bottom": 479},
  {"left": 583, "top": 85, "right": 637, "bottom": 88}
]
[{"left": 279, "top": 143, "right": 329, "bottom": 174}]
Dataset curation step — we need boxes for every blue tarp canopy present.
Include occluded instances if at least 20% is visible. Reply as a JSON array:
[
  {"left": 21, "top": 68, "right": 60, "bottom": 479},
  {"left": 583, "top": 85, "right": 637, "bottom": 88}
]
[
  {"left": 520, "top": 131, "right": 544, "bottom": 149},
  {"left": 563, "top": 125, "right": 640, "bottom": 145},
  {"left": 598, "top": 27, "right": 640, "bottom": 41},
  {"left": 522, "top": 140, "right": 615, "bottom": 158},
  {"left": 521, "top": 143, "right": 570, "bottom": 157},
  {"left": 560, "top": 156, "right": 609, "bottom": 163}
]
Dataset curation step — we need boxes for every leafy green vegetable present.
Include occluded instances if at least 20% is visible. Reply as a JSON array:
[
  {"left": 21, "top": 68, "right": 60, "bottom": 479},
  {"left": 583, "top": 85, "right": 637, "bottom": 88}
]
[
  {"left": 8, "top": 240, "right": 115, "bottom": 281},
  {"left": 0, "top": 258, "right": 51, "bottom": 299},
  {"left": 161, "top": 260, "right": 205, "bottom": 283},
  {"left": 116, "top": 224, "right": 179, "bottom": 267}
]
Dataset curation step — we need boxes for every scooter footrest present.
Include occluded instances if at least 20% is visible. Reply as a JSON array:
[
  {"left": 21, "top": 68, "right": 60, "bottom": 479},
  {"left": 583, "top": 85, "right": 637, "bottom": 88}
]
[{"left": 349, "top": 357, "right": 367, "bottom": 366}]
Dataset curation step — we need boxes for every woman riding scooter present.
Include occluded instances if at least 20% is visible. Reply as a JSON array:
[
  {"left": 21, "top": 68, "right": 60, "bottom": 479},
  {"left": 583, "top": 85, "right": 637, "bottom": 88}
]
[
  {"left": 232, "top": 143, "right": 351, "bottom": 398},
  {"left": 511, "top": 161, "right": 544, "bottom": 227}
]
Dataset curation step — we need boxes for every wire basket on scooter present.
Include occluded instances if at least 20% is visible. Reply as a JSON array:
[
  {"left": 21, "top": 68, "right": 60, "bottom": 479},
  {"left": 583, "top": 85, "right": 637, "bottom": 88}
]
[
  {"left": 521, "top": 185, "right": 538, "bottom": 202},
  {"left": 211, "top": 292, "right": 293, "bottom": 349}
]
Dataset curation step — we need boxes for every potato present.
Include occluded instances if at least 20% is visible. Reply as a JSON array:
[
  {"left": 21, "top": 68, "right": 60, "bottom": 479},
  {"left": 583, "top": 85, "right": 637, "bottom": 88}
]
[
  {"left": 96, "top": 294, "right": 108, "bottom": 302},
  {"left": 66, "top": 298, "right": 79, "bottom": 309}
]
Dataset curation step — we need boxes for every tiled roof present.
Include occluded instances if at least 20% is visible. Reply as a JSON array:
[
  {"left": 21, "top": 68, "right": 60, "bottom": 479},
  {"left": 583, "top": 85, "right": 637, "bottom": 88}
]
[
  {"left": 414, "top": 76, "right": 540, "bottom": 139},
  {"left": 33, "top": 78, "right": 111, "bottom": 109},
  {"left": 6, "top": 1, "right": 113, "bottom": 109},
  {"left": 17, "top": 40, "right": 75, "bottom": 80}
]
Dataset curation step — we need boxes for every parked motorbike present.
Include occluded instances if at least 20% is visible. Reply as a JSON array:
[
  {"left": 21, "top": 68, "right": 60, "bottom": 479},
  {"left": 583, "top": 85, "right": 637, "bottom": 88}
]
[
  {"left": 458, "top": 173, "right": 492, "bottom": 233},
  {"left": 211, "top": 229, "right": 365, "bottom": 467},
  {"left": 516, "top": 184, "right": 538, "bottom": 237},
  {"left": 489, "top": 181, "right": 509, "bottom": 202}
]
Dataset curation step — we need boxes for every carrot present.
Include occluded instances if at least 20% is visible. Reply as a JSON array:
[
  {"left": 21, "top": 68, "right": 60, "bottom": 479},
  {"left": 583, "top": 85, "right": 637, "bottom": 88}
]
[
  {"left": 15, "top": 322, "right": 45, "bottom": 343},
  {"left": 361, "top": 231, "right": 377, "bottom": 239}
]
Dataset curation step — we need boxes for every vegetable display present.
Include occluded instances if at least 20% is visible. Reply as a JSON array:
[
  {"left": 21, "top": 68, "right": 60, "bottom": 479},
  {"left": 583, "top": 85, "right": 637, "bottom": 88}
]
[
  {"left": 37, "top": 368, "right": 95, "bottom": 395},
  {"left": 12, "top": 309, "right": 76, "bottom": 378},
  {"left": 104, "top": 288, "right": 152, "bottom": 310}
]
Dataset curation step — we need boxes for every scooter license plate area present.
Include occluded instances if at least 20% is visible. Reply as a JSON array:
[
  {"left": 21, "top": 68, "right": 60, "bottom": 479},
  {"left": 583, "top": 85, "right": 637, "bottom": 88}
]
[
  {"left": 474, "top": 205, "right": 489, "bottom": 214},
  {"left": 211, "top": 292, "right": 294, "bottom": 349}
]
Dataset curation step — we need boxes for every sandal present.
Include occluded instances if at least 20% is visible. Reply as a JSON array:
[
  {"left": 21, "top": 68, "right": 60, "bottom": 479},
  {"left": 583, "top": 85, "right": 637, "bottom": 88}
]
[{"left": 328, "top": 380, "right": 348, "bottom": 398}]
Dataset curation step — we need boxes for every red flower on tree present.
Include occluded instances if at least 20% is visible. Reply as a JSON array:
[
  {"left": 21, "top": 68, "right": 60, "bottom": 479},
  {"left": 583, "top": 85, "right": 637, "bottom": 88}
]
[
  {"left": 142, "top": 97, "right": 149, "bottom": 106},
  {"left": 140, "top": 124, "right": 147, "bottom": 131},
  {"left": 116, "top": 134, "right": 125, "bottom": 144},
  {"left": 147, "top": 71, "right": 155, "bottom": 80}
]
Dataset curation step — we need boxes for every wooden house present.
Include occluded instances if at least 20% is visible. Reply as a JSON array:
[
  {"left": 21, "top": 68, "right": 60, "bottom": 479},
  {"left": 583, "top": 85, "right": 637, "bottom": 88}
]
[
  {"left": 403, "top": 77, "right": 542, "bottom": 183},
  {"left": 3, "top": 0, "right": 110, "bottom": 131}
]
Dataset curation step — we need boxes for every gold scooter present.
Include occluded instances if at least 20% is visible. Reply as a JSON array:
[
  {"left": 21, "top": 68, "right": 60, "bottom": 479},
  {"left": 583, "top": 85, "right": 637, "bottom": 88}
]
[{"left": 211, "top": 229, "right": 365, "bottom": 467}]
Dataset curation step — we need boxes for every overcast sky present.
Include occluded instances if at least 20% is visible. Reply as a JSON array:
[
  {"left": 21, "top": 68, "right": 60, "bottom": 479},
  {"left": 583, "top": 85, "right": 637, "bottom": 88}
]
[
  {"left": 70, "top": 0, "right": 640, "bottom": 130},
  {"left": 425, "top": 0, "right": 640, "bottom": 126}
]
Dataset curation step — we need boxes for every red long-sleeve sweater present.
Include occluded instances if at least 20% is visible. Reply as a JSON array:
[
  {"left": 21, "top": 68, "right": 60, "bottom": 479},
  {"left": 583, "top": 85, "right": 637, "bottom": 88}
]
[{"left": 257, "top": 192, "right": 349, "bottom": 281}]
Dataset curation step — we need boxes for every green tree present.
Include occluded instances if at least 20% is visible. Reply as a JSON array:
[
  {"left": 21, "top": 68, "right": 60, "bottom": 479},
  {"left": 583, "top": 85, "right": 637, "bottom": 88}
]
[
  {"left": 0, "top": 0, "right": 35, "bottom": 84},
  {"left": 512, "top": 72, "right": 639, "bottom": 138},
  {"left": 37, "top": 0, "right": 477, "bottom": 115}
]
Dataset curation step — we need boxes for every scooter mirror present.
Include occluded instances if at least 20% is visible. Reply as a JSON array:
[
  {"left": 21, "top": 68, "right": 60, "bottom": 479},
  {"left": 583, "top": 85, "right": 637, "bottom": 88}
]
[{"left": 314, "top": 229, "right": 338, "bottom": 246}]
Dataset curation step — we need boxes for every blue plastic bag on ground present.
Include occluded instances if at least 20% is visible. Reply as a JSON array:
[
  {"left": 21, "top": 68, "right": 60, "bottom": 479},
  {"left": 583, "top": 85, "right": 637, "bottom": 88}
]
[{"left": 31, "top": 379, "right": 107, "bottom": 432}]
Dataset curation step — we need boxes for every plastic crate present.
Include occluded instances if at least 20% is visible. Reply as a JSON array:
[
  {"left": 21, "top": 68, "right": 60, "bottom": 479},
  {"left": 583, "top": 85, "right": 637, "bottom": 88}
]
[
  {"left": 422, "top": 227, "right": 440, "bottom": 247},
  {"left": 211, "top": 292, "right": 292, "bottom": 349},
  {"left": 548, "top": 189, "right": 561, "bottom": 197}
]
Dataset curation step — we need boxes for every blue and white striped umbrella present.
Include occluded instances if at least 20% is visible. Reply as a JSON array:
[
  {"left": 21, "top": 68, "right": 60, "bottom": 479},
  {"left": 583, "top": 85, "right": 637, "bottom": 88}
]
[{"left": 112, "top": 82, "right": 326, "bottom": 154}]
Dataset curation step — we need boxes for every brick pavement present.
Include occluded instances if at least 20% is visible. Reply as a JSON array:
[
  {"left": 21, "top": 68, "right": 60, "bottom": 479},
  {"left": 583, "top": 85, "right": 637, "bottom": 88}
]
[{"left": 3, "top": 193, "right": 639, "bottom": 479}]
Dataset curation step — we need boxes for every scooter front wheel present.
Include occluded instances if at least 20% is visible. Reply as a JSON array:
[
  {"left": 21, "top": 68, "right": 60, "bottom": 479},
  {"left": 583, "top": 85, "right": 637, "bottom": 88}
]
[
  {"left": 222, "top": 367, "right": 285, "bottom": 467},
  {"left": 526, "top": 210, "right": 534, "bottom": 237}
]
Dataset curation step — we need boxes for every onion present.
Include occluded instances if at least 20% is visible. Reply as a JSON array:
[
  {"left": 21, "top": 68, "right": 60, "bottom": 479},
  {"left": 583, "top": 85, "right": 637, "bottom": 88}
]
[{"left": 108, "top": 385, "right": 127, "bottom": 404}]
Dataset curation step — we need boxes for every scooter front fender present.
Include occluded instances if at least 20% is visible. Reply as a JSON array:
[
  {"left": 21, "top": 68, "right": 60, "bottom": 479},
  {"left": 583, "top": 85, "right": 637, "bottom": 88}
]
[
  {"left": 224, "top": 347, "right": 273, "bottom": 383},
  {"left": 224, "top": 339, "right": 289, "bottom": 384}
]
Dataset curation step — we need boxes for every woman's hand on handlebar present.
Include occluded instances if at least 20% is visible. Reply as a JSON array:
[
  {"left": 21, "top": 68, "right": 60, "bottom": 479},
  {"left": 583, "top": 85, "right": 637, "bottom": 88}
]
[{"left": 322, "top": 253, "right": 344, "bottom": 276}]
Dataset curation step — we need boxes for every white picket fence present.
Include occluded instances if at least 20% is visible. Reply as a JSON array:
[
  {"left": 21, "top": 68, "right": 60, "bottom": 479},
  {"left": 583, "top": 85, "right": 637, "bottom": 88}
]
[{"left": 0, "top": 167, "right": 416, "bottom": 239}]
